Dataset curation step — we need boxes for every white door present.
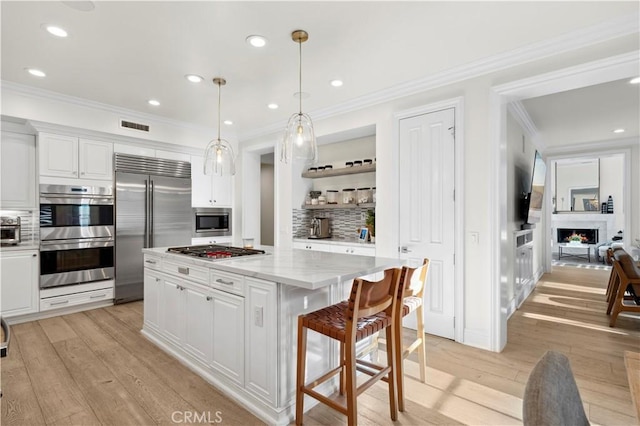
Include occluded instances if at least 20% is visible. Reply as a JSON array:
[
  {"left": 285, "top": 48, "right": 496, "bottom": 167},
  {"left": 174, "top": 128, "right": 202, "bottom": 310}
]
[
  {"left": 190, "top": 155, "right": 214, "bottom": 207},
  {"left": 399, "top": 108, "right": 456, "bottom": 339},
  {"left": 1, "top": 132, "right": 36, "bottom": 208},
  {"left": 211, "top": 289, "right": 244, "bottom": 385},
  {"left": 39, "top": 133, "right": 78, "bottom": 178},
  {"left": 184, "top": 285, "right": 213, "bottom": 364}
]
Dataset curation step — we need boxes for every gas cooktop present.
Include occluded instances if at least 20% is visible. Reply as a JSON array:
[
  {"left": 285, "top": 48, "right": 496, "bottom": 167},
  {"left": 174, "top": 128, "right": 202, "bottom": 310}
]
[{"left": 167, "top": 244, "right": 266, "bottom": 260}]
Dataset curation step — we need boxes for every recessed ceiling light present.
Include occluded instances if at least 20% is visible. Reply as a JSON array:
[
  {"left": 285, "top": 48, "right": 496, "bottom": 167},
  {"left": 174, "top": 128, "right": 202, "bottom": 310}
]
[
  {"left": 267, "top": 103, "right": 279, "bottom": 110},
  {"left": 26, "top": 68, "right": 46, "bottom": 77},
  {"left": 613, "top": 128, "right": 625, "bottom": 133},
  {"left": 62, "top": 1, "right": 95, "bottom": 12},
  {"left": 630, "top": 77, "right": 640, "bottom": 84},
  {"left": 185, "top": 74, "right": 203, "bottom": 83},
  {"left": 223, "top": 120, "right": 233, "bottom": 125},
  {"left": 330, "top": 79, "right": 343, "bottom": 87},
  {"left": 246, "top": 35, "right": 267, "bottom": 48},
  {"left": 148, "top": 99, "right": 160, "bottom": 106},
  {"left": 42, "top": 24, "right": 68, "bottom": 38}
]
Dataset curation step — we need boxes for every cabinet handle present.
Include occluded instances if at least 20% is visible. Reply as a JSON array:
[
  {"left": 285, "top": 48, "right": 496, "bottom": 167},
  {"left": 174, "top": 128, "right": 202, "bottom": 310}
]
[
  {"left": 145, "top": 259, "right": 157, "bottom": 264},
  {"left": 206, "top": 296, "right": 212, "bottom": 301},
  {"left": 50, "top": 300, "right": 69, "bottom": 306},
  {"left": 215, "top": 278, "right": 234, "bottom": 286},
  {"left": 32, "top": 253, "right": 37, "bottom": 257},
  {"left": 178, "top": 266, "right": 189, "bottom": 275},
  {"left": 90, "top": 293, "right": 107, "bottom": 299}
]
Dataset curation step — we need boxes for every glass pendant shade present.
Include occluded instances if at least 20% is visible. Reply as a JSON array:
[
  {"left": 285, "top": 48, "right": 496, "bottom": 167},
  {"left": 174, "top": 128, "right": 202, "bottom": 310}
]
[
  {"left": 204, "top": 77, "right": 236, "bottom": 176},
  {"left": 281, "top": 112, "right": 316, "bottom": 163},
  {"left": 280, "top": 29, "right": 317, "bottom": 164},
  {"left": 204, "top": 138, "right": 235, "bottom": 176}
]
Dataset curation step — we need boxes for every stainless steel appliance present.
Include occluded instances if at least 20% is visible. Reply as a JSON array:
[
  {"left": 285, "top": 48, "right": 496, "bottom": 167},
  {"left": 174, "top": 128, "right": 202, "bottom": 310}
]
[
  {"left": 39, "top": 184, "right": 115, "bottom": 289},
  {"left": 309, "top": 217, "right": 331, "bottom": 239},
  {"left": 0, "top": 216, "right": 21, "bottom": 245},
  {"left": 167, "top": 244, "right": 265, "bottom": 259},
  {"left": 193, "top": 207, "right": 231, "bottom": 238},
  {"left": 115, "top": 154, "right": 192, "bottom": 304}
]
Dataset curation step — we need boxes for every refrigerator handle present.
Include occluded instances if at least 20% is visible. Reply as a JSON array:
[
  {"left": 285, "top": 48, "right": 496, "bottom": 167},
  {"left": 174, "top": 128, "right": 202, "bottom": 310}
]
[
  {"left": 144, "top": 179, "right": 149, "bottom": 248},
  {"left": 149, "top": 179, "right": 154, "bottom": 247}
]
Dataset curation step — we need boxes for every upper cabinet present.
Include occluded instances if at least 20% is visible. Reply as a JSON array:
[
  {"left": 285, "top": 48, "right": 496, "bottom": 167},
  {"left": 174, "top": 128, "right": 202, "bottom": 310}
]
[
  {"left": 39, "top": 133, "right": 113, "bottom": 181},
  {"left": 191, "top": 155, "right": 232, "bottom": 207},
  {"left": 1, "top": 131, "right": 36, "bottom": 208}
]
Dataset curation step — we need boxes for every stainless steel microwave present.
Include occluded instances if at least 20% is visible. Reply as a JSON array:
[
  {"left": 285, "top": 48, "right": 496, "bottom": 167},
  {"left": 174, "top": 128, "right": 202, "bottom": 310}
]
[{"left": 193, "top": 208, "right": 231, "bottom": 237}]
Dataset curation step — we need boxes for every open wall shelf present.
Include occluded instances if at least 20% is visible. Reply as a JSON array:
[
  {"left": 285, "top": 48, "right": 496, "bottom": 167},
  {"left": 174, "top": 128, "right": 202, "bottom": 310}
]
[
  {"left": 301, "top": 203, "right": 376, "bottom": 210},
  {"left": 301, "top": 163, "right": 376, "bottom": 178}
]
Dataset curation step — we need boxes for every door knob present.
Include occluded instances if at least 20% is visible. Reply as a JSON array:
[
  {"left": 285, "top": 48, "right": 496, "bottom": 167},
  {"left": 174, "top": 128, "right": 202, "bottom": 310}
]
[{"left": 400, "top": 246, "right": 411, "bottom": 253}]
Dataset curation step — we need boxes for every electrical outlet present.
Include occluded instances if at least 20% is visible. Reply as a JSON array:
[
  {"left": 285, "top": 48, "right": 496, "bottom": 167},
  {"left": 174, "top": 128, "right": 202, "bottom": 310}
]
[{"left": 254, "top": 306, "right": 263, "bottom": 327}]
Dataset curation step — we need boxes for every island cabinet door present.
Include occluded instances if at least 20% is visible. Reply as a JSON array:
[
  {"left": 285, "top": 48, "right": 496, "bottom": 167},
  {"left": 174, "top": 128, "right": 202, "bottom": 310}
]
[
  {"left": 143, "top": 269, "right": 163, "bottom": 331},
  {"left": 211, "top": 289, "right": 244, "bottom": 385},
  {"left": 184, "top": 284, "right": 214, "bottom": 365},
  {"left": 244, "top": 277, "right": 277, "bottom": 405},
  {"left": 161, "top": 278, "right": 187, "bottom": 345}
]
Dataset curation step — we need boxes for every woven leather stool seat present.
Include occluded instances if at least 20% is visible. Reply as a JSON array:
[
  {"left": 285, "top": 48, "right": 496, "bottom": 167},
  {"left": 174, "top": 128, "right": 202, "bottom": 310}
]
[{"left": 301, "top": 301, "right": 391, "bottom": 341}]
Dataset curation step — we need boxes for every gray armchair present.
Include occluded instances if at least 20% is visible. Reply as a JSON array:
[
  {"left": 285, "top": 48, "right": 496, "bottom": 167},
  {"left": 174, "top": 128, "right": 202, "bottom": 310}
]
[{"left": 523, "top": 351, "right": 589, "bottom": 426}]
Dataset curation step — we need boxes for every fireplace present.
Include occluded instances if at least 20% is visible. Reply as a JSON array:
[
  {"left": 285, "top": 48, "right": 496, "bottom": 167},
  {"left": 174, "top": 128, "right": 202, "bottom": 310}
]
[{"left": 557, "top": 228, "right": 599, "bottom": 244}]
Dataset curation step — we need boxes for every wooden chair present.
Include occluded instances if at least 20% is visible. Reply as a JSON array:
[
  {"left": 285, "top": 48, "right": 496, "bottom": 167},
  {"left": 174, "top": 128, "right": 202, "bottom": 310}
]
[
  {"left": 295, "top": 268, "right": 403, "bottom": 426},
  {"left": 394, "top": 259, "right": 430, "bottom": 412},
  {"left": 605, "top": 247, "right": 625, "bottom": 302},
  {"left": 607, "top": 251, "right": 640, "bottom": 327}
]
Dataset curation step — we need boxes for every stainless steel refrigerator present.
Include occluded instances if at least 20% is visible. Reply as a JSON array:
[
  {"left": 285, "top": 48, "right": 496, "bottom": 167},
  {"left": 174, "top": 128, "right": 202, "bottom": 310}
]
[{"left": 114, "top": 154, "right": 192, "bottom": 303}]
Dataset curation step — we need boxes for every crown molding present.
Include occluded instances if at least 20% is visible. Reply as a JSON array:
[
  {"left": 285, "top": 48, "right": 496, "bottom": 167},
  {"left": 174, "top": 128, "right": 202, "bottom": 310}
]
[
  {"left": 0, "top": 80, "right": 224, "bottom": 137},
  {"left": 240, "top": 14, "right": 639, "bottom": 141},
  {"left": 507, "top": 100, "right": 546, "bottom": 153},
  {"left": 544, "top": 137, "right": 639, "bottom": 156}
]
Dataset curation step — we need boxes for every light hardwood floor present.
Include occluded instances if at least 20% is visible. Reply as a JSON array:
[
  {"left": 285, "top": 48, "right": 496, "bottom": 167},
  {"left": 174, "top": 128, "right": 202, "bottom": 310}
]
[{"left": 1, "top": 265, "right": 639, "bottom": 425}]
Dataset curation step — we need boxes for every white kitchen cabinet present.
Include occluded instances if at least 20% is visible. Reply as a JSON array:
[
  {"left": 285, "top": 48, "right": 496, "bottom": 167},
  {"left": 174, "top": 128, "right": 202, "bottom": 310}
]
[
  {"left": 184, "top": 283, "right": 214, "bottom": 365},
  {"left": 161, "top": 277, "right": 187, "bottom": 345},
  {"left": 1, "top": 132, "right": 36, "bottom": 208},
  {"left": 191, "top": 155, "right": 232, "bottom": 207},
  {"left": 39, "top": 133, "right": 113, "bottom": 180},
  {"left": 191, "top": 236, "right": 233, "bottom": 246},
  {"left": 244, "top": 277, "right": 277, "bottom": 405},
  {"left": 211, "top": 288, "right": 244, "bottom": 385},
  {"left": 0, "top": 250, "right": 39, "bottom": 318},
  {"left": 292, "top": 241, "right": 333, "bottom": 253},
  {"left": 143, "top": 269, "right": 162, "bottom": 331},
  {"left": 293, "top": 240, "right": 375, "bottom": 257},
  {"left": 333, "top": 244, "right": 376, "bottom": 257}
]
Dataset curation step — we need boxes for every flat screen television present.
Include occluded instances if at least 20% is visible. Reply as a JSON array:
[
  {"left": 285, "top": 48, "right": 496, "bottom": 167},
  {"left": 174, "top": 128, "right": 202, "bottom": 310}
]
[{"left": 522, "top": 151, "right": 546, "bottom": 229}]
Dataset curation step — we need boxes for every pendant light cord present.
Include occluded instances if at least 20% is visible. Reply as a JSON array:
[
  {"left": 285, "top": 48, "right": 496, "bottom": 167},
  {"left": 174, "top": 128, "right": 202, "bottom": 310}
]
[
  {"left": 217, "top": 81, "right": 222, "bottom": 141},
  {"left": 298, "top": 39, "right": 302, "bottom": 115}
]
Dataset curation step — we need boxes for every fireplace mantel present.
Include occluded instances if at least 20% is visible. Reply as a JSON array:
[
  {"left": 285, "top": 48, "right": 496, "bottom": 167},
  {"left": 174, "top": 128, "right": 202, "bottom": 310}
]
[{"left": 550, "top": 213, "right": 617, "bottom": 251}]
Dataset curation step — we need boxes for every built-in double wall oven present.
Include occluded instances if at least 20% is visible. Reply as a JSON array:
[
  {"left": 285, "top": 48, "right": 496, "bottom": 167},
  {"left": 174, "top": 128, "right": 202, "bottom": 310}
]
[{"left": 39, "top": 185, "right": 115, "bottom": 289}]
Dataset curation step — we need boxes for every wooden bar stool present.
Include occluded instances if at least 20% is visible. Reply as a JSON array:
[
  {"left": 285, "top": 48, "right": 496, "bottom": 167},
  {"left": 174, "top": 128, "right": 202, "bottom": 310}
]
[
  {"left": 395, "top": 259, "right": 430, "bottom": 412},
  {"left": 295, "top": 268, "right": 403, "bottom": 426}
]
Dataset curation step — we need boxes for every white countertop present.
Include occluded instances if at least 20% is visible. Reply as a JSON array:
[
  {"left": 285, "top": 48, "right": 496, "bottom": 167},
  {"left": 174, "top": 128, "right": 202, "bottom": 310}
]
[{"left": 143, "top": 246, "right": 401, "bottom": 290}]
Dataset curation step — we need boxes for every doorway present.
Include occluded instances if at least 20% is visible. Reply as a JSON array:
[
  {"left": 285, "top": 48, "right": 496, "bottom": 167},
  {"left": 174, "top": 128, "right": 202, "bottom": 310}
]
[{"left": 260, "top": 153, "right": 275, "bottom": 246}]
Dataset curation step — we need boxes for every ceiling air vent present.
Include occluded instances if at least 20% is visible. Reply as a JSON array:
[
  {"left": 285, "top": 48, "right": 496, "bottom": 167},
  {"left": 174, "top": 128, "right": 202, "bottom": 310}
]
[{"left": 120, "top": 119, "right": 150, "bottom": 132}]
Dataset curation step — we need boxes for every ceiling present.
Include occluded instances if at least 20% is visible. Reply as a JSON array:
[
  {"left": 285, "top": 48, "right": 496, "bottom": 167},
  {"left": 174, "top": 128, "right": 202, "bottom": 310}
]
[
  {"left": 1, "top": 1, "right": 638, "bottom": 141},
  {"left": 521, "top": 78, "right": 640, "bottom": 147}
]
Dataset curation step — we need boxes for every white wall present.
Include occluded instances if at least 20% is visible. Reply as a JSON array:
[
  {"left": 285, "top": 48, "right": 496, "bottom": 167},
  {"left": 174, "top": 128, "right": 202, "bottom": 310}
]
[{"left": 600, "top": 154, "right": 625, "bottom": 231}]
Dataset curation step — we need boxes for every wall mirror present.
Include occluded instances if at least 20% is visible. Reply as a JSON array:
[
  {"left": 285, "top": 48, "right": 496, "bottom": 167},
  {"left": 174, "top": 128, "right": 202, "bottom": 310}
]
[{"left": 552, "top": 158, "right": 600, "bottom": 212}]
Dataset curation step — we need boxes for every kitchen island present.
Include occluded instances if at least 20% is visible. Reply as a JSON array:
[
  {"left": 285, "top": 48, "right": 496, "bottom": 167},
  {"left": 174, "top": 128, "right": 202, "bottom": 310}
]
[{"left": 141, "top": 246, "right": 401, "bottom": 425}]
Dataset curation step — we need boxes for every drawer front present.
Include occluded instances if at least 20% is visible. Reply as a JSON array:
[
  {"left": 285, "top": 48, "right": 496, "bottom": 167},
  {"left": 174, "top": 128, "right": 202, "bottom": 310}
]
[
  {"left": 144, "top": 254, "right": 162, "bottom": 271},
  {"left": 40, "top": 287, "right": 114, "bottom": 311},
  {"left": 163, "top": 259, "right": 209, "bottom": 284},
  {"left": 210, "top": 270, "right": 244, "bottom": 296}
]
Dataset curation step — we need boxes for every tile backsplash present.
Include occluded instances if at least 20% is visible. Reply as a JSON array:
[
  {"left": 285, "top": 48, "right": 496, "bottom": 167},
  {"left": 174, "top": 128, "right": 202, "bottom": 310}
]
[{"left": 293, "top": 208, "right": 373, "bottom": 240}]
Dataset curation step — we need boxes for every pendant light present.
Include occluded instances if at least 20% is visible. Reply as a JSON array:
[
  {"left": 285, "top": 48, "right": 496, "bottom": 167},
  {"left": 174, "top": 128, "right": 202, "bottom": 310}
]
[
  {"left": 280, "top": 30, "right": 317, "bottom": 164},
  {"left": 204, "top": 77, "right": 236, "bottom": 176}
]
